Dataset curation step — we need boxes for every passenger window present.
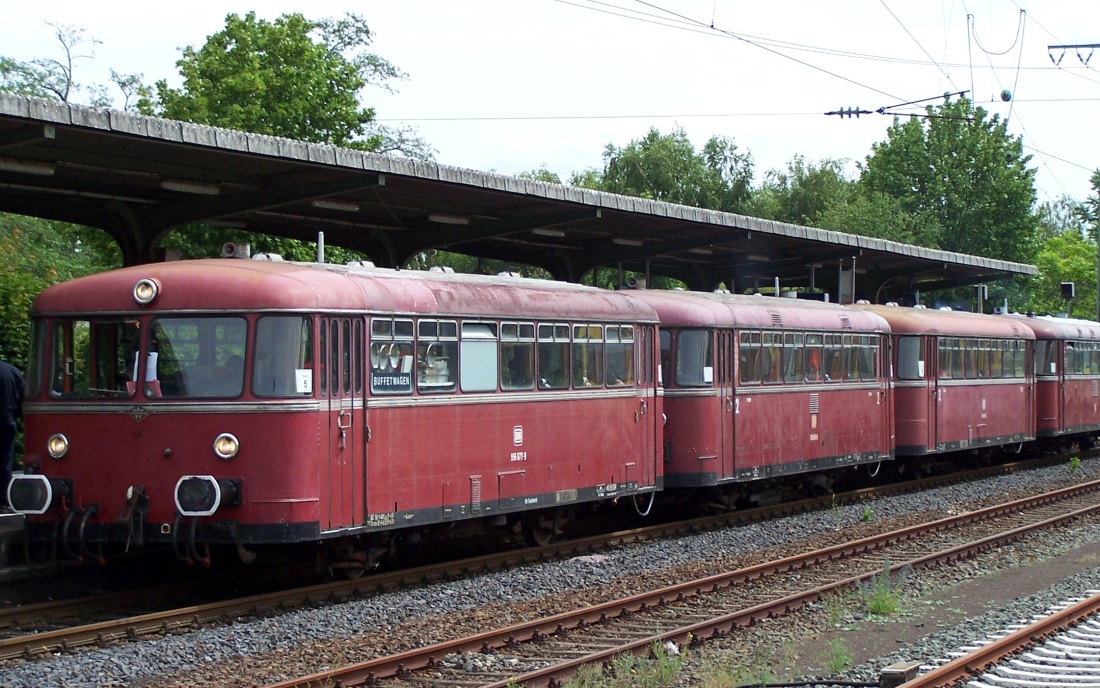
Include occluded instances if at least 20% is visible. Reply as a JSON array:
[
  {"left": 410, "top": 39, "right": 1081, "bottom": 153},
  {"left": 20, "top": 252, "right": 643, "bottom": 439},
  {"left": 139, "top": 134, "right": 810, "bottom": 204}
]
[
  {"left": 605, "top": 325, "right": 634, "bottom": 387},
  {"left": 572, "top": 324, "right": 603, "bottom": 387},
  {"left": 319, "top": 322, "right": 327, "bottom": 395},
  {"left": 762, "top": 332, "right": 782, "bottom": 383},
  {"left": 782, "top": 333, "right": 803, "bottom": 383},
  {"left": 1035, "top": 340, "right": 1054, "bottom": 376},
  {"left": 538, "top": 323, "right": 570, "bottom": 389},
  {"left": 417, "top": 319, "right": 457, "bottom": 393},
  {"left": 658, "top": 329, "right": 671, "bottom": 387},
  {"left": 897, "top": 336, "right": 923, "bottom": 380},
  {"left": 804, "top": 333, "right": 823, "bottom": 382},
  {"left": 678, "top": 329, "right": 713, "bottom": 386},
  {"left": 990, "top": 340, "right": 1004, "bottom": 379},
  {"left": 843, "top": 335, "right": 859, "bottom": 381},
  {"left": 859, "top": 336, "right": 877, "bottom": 380},
  {"left": 460, "top": 322, "right": 498, "bottom": 392},
  {"left": 951, "top": 339, "right": 965, "bottom": 379},
  {"left": 501, "top": 322, "right": 535, "bottom": 391},
  {"left": 823, "top": 334, "right": 843, "bottom": 382},
  {"left": 370, "top": 318, "right": 414, "bottom": 395},
  {"left": 965, "top": 338, "right": 978, "bottom": 379},
  {"left": 738, "top": 331, "right": 761, "bottom": 385}
]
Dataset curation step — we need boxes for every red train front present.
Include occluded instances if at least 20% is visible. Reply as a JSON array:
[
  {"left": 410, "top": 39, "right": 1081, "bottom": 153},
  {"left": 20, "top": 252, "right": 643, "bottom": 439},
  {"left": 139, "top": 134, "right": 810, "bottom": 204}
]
[{"left": 8, "top": 258, "right": 663, "bottom": 570}]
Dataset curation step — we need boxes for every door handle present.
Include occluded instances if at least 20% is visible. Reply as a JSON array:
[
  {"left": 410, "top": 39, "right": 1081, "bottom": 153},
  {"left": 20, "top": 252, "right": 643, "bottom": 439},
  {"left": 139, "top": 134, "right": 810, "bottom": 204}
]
[{"left": 337, "top": 411, "right": 352, "bottom": 429}]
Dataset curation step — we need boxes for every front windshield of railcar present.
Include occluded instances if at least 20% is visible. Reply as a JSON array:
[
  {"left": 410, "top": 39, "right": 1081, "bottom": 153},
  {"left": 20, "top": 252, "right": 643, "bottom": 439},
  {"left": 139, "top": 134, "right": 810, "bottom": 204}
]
[
  {"left": 49, "top": 318, "right": 141, "bottom": 398},
  {"left": 148, "top": 317, "right": 247, "bottom": 398}
]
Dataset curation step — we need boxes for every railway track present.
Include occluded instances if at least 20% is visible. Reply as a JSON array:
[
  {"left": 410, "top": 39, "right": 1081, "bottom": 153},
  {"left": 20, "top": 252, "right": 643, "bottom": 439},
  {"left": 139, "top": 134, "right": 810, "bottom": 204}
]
[
  {"left": 0, "top": 455, "right": 1078, "bottom": 666},
  {"left": 260, "top": 479, "right": 1100, "bottom": 688},
  {"left": 904, "top": 590, "right": 1100, "bottom": 688}
]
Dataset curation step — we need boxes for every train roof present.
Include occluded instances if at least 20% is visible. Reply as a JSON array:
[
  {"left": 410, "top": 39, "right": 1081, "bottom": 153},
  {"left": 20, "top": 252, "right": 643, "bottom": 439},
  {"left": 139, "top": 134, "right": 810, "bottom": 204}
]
[
  {"left": 1005, "top": 314, "right": 1100, "bottom": 340},
  {"left": 31, "top": 259, "right": 659, "bottom": 323},
  {"left": 625, "top": 290, "right": 890, "bottom": 332},
  {"left": 852, "top": 304, "right": 1035, "bottom": 339}
]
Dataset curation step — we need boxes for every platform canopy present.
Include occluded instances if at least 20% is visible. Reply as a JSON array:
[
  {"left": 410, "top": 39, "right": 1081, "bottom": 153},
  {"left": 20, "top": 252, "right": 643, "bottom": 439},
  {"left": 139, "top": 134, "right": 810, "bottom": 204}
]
[{"left": 0, "top": 94, "right": 1035, "bottom": 302}]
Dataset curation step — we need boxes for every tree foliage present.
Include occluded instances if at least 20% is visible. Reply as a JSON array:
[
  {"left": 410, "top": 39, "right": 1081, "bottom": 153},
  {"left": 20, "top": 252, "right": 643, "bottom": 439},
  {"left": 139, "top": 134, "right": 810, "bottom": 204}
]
[
  {"left": 859, "top": 96, "right": 1039, "bottom": 264},
  {"left": 142, "top": 12, "right": 428, "bottom": 157},
  {"left": 571, "top": 127, "right": 754, "bottom": 213},
  {"left": 1030, "top": 230, "right": 1096, "bottom": 318},
  {"left": 0, "top": 214, "right": 120, "bottom": 365}
]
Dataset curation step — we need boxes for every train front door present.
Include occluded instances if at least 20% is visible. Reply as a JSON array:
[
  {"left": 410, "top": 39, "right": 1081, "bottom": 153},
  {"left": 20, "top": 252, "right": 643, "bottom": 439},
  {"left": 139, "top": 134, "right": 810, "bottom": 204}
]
[{"left": 320, "top": 317, "right": 367, "bottom": 529}]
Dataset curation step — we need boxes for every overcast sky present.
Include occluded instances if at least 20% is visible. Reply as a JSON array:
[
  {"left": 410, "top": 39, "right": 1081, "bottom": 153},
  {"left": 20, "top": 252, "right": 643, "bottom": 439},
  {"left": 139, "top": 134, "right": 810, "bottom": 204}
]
[{"left": 3, "top": 1, "right": 1098, "bottom": 205}]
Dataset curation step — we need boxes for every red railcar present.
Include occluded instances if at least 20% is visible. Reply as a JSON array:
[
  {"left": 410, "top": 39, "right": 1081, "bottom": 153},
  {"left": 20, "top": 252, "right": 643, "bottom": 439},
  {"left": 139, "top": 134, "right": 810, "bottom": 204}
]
[
  {"left": 854, "top": 305, "right": 1035, "bottom": 456},
  {"left": 627, "top": 291, "right": 893, "bottom": 499},
  {"left": 9, "top": 259, "right": 662, "bottom": 568},
  {"left": 1013, "top": 315, "right": 1100, "bottom": 442}
]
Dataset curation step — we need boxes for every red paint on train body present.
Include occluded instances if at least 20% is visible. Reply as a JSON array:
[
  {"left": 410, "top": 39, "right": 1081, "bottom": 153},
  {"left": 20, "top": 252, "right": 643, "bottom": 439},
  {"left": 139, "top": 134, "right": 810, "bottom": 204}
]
[
  {"left": 1013, "top": 315, "right": 1100, "bottom": 438},
  {"left": 855, "top": 305, "right": 1035, "bottom": 455},
  {"left": 627, "top": 291, "right": 893, "bottom": 488},
  {"left": 11, "top": 260, "right": 662, "bottom": 556}
]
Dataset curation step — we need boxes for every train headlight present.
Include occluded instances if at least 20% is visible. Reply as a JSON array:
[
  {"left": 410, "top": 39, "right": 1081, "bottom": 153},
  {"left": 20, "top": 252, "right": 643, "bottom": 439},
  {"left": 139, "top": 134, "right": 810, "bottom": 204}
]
[
  {"left": 213, "top": 433, "right": 239, "bottom": 460},
  {"left": 8, "top": 475, "right": 71, "bottom": 515},
  {"left": 47, "top": 433, "right": 69, "bottom": 459},
  {"left": 133, "top": 278, "right": 159, "bottom": 305}
]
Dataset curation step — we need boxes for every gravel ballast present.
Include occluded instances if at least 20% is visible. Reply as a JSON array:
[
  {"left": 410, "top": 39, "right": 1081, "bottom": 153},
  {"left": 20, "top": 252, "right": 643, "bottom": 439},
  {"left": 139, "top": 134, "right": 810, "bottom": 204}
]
[{"left": 3, "top": 459, "right": 1098, "bottom": 688}]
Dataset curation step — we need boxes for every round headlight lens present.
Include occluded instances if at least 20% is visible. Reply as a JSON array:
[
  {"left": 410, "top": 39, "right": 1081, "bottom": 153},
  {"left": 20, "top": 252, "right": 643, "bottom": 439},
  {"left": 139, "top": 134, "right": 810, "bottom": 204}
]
[
  {"left": 47, "top": 433, "right": 69, "bottom": 459},
  {"left": 213, "top": 433, "right": 239, "bottom": 460},
  {"left": 133, "top": 278, "right": 159, "bottom": 305}
]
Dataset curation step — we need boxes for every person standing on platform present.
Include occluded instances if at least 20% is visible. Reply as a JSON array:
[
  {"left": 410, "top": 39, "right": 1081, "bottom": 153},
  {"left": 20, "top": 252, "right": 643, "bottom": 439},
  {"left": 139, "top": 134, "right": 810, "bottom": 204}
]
[{"left": 0, "top": 358, "right": 24, "bottom": 512}]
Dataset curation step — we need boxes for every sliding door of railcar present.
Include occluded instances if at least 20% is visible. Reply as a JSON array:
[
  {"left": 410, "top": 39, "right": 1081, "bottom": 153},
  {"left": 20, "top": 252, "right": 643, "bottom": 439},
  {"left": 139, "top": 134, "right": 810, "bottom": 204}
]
[
  {"left": 319, "top": 316, "right": 366, "bottom": 530},
  {"left": 634, "top": 324, "right": 658, "bottom": 487},
  {"left": 717, "top": 330, "right": 734, "bottom": 480}
]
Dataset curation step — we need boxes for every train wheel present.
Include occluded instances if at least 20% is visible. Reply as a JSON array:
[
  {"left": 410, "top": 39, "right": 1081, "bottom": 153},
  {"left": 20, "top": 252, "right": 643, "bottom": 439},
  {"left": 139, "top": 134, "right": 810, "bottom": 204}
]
[
  {"left": 523, "top": 512, "right": 565, "bottom": 547},
  {"left": 237, "top": 544, "right": 258, "bottom": 565}
]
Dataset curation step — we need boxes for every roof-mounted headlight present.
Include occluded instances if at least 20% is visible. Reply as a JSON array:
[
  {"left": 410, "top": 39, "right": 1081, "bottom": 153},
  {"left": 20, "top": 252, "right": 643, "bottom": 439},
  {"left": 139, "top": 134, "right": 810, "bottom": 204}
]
[{"left": 133, "top": 278, "right": 159, "bottom": 305}]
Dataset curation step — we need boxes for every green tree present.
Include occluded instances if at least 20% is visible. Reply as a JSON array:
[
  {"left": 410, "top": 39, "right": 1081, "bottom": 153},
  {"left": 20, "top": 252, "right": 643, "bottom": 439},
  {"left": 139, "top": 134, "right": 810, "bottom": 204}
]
[
  {"left": 748, "top": 156, "right": 854, "bottom": 226},
  {"left": 0, "top": 214, "right": 121, "bottom": 366},
  {"left": 1083, "top": 170, "right": 1100, "bottom": 241},
  {"left": 518, "top": 166, "right": 563, "bottom": 184},
  {"left": 140, "top": 11, "right": 433, "bottom": 261},
  {"left": 0, "top": 23, "right": 146, "bottom": 109},
  {"left": 142, "top": 12, "right": 429, "bottom": 156},
  {"left": 815, "top": 190, "right": 942, "bottom": 246},
  {"left": 859, "top": 96, "right": 1039, "bottom": 264},
  {"left": 572, "top": 126, "right": 754, "bottom": 213},
  {"left": 1029, "top": 230, "right": 1096, "bottom": 318}
]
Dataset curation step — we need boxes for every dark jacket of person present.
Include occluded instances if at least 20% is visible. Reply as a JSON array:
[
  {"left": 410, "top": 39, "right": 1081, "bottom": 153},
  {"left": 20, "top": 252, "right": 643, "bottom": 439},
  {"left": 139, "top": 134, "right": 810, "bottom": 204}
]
[{"left": 0, "top": 360, "right": 23, "bottom": 424}]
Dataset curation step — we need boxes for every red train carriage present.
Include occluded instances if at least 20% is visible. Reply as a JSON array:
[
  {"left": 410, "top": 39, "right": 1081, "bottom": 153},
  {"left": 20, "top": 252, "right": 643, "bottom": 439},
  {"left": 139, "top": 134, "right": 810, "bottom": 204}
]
[
  {"left": 1015, "top": 315, "right": 1100, "bottom": 444},
  {"left": 627, "top": 291, "right": 893, "bottom": 503},
  {"left": 854, "top": 305, "right": 1034, "bottom": 457},
  {"left": 8, "top": 258, "right": 663, "bottom": 569}
]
